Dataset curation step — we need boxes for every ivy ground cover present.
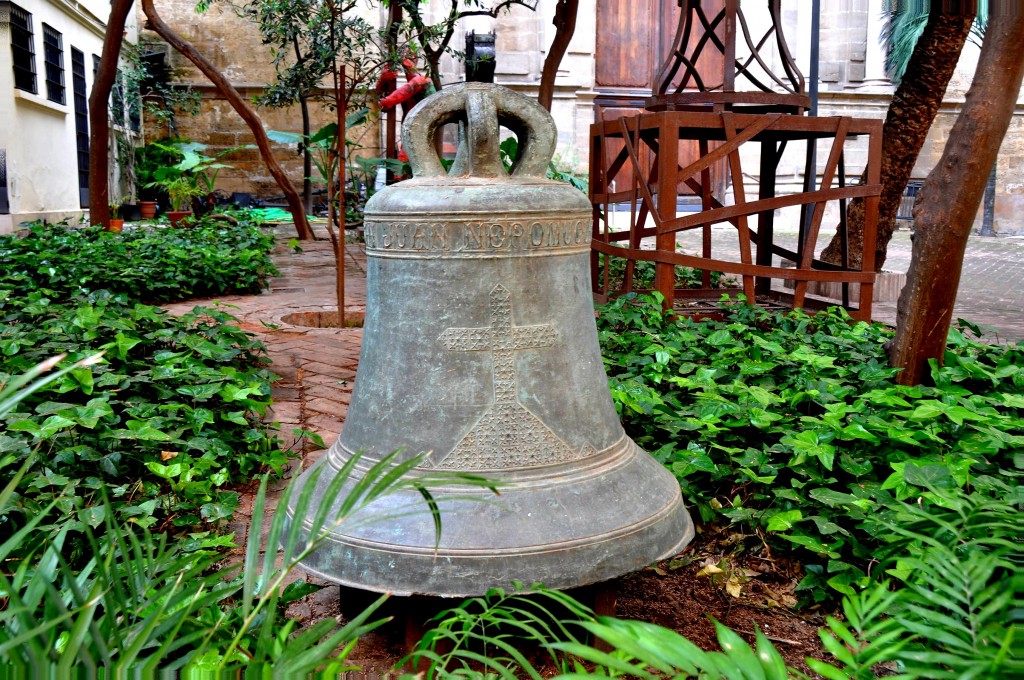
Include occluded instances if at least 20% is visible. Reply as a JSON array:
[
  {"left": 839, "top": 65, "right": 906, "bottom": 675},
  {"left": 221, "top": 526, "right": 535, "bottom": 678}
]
[
  {"left": 0, "top": 219, "right": 277, "bottom": 303},
  {"left": 597, "top": 294, "right": 1024, "bottom": 602},
  {"left": 0, "top": 217, "right": 290, "bottom": 536}
]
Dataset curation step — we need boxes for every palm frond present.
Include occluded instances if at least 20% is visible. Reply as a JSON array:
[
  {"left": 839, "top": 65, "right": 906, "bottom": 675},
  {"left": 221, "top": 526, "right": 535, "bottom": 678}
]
[
  {"left": 881, "top": 4, "right": 928, "bottom": 84},
  {"left": 406, "top": 584, "right": 596, "bottom": 679},
  {"left": 808, "top": 487, "right": 1022, "bottom": 679}
]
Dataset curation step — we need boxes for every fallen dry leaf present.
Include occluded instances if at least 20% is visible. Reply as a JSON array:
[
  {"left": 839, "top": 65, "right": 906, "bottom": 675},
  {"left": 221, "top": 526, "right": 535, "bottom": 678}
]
[{"left": 697, "top": 563, "right": 724, "bottom": 578}]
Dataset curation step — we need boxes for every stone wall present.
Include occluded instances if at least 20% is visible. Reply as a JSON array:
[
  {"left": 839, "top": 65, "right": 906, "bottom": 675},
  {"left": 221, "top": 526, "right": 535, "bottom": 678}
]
[
  {"left": 149, "top": 0, "right": 1024, "bottom": 234},
  {"left": 139, "top": 2, "right": 380, "bottom": 201}
]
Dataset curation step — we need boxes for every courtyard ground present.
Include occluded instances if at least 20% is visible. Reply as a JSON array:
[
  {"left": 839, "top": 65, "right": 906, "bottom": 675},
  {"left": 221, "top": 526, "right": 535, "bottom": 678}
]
[{"left": 162, "top": 223, "right": 1023, "bottom": 674}]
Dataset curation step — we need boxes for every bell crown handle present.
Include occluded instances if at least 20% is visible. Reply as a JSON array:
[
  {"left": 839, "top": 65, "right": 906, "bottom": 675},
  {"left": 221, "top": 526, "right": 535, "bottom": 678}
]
[{"left": 402, "top": 83, "right": 557, "bottom": 179}]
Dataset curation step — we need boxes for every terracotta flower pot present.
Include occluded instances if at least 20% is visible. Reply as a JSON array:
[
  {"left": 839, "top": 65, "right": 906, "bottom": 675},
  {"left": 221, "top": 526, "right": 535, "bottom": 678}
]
[
  {"left": 167, "top": 210, "right": 193, "bottom": 228},
  {"left": 139, "top": 200, "right": 158, "bottom": 220},
  {"left": 108, "top": 219, "right": 124, "bottom": 233}
]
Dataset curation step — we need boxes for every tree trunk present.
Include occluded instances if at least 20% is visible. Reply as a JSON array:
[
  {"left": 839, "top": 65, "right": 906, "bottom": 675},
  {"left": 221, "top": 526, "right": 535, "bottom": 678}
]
[
  {"left": 88, "top": 0, "right": 134, "bottom": 230},
  {"left": 140, "top": 0, "right": 314, "bottom": 240},
  {"left": 294, "top": 37, "right": 313, "bottom": 215},
  {"left": 337, "top": 64, "right": 347, "bottom": 327},
  {"left": 889, "top": 12, "right": 1024, "bottom": 385},
  {"left": 538, "top": 0, "right": 578, "bottom": 112},
  {"left": 299, "top": 93, "right": 313, "bottom": 214},
  {"left": 819, "top": 12, "right": 973, "bottom": 272}
]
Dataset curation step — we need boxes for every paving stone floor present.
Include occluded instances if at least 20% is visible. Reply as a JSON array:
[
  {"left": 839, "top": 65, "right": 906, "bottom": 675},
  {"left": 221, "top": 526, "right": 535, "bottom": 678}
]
[{"left": 674, "top": 225, "right": 1024, "bottom": 342}]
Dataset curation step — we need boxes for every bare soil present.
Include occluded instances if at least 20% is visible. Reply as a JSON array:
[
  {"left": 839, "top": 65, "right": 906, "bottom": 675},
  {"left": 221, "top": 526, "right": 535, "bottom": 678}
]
[{"left": 285, "top": 528, "right": 833, "bottom": 677}]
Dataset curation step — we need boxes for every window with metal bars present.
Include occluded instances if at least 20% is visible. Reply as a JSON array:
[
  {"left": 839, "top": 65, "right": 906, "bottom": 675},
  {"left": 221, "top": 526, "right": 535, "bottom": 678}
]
[
  {"left": 0, "top": 149, "right": 9, "bottom": 214},
  {"left": 42, "top": 24, "right": 64, "bottom": 104},
  {"left": 72, "top": 47, "right": 90, "bottom": 207},
  {"left": 10, "top": 3, "right": 37, "bottom": 94}
]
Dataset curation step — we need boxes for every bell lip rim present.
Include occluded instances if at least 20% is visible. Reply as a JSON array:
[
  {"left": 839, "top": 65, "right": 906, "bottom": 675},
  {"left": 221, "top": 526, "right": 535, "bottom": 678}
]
[
  {"left": 288, "top": 498, "right": 695, "bottom": 598},
  {"left": 289, "top": 490, "right": 688, "bottom": 557}
]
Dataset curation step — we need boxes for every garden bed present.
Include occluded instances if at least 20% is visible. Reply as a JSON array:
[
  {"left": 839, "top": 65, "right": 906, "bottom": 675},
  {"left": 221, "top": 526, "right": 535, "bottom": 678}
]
[{"left": 1, "top": 221, "right": 1018, "bottom": 674}]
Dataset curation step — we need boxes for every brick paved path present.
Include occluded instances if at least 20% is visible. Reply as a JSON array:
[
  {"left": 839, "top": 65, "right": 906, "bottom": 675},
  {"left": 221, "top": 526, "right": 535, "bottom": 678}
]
[
  {"left": 165, "top": 232, "right": 367, "bottom": 452},
  {"left": 162, "top": 227, "right": 370, "bottom": 621}
]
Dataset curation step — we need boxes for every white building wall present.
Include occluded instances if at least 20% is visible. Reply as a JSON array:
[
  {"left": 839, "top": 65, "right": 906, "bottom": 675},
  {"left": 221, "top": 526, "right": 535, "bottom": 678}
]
[{"left": 0, "top": 0, "right": 130, "bottom": 233}]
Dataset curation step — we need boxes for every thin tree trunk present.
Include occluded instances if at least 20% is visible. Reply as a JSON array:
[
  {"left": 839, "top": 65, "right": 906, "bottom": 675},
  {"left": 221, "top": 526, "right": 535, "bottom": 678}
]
[
  {"left": 299, "top": 93, "right": 313, "bottom": 214},
  {"left": 819, "top": 13, "right": 973, "bottom": 272},
  {"left": 538, "top": 0, "right": 578, "bottom": 112},
  {"left": 294, "top": 37, "right": 313, "bottom": 215},
  {"left": 890, "top": 11, "right": 1024, "bottom": 385},
  {"left": 141, "top": 0, "right": 314, "bottom": 240},
  {"left": 336, "top": 64, "right": 346, "bottom": 327},
  {"left": 88, "top": 0, "right": 134, "bottom": 230}
]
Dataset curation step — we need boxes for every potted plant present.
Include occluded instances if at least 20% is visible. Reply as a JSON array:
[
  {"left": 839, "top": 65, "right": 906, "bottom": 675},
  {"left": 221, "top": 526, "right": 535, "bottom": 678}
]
[
  {"left": 136, "top": 139, "right": 181, "bottom": 219},
  {"left": 107, "top": 201, "right": 124, "bottom": 233},
  {"left": 138, "top": 198, "right": 158, "bottom": 220},
  {"left": 174, "top": 141, "right": 251, "bottom": 216},
  {"left": 140, "top": 140, "right": 249, "bottom": 224},
  {"left": 150, "top": 174, "right": 204, "bottom": 227}
]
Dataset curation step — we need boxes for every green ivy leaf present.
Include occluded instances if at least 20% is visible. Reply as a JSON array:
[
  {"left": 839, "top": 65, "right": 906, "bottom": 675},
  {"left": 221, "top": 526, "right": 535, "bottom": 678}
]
[
  {"left": 706, "top": 329, "right": 733, "bottom": 346},
  {"left": 809, "top": 488, "right": 871, "bottom": 510},
  {"left": 766, "top": 509, "right": 803, "bottom": 532},
  {"left": 220, "top": 383, "right": 260, "bottom": 402},
  {"left": 78, "top": 504, "right": 107, "bottom": 529},
  {"left": 112, "top": 332, "right": 143, "bottom": 361},
  {"left": 145, "top": 461, "right": 183, "bottom": 479},
  {"left": 119, "top": 420, "right": 171, "bottom": 441}
]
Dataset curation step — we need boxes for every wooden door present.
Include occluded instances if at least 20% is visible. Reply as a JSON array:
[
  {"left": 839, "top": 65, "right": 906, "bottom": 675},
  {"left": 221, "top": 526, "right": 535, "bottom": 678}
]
[{"left": 593, "top": 0, "right": 728, "bottom": 200}]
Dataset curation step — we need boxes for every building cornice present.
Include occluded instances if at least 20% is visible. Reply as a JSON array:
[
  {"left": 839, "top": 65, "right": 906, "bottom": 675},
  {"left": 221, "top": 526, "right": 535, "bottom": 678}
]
[
  {"left": 0, "top": 0, "right": 109, "bottom": 39},
  {"left": 52, "top": 0, "right": 109, "bottom": 39}
]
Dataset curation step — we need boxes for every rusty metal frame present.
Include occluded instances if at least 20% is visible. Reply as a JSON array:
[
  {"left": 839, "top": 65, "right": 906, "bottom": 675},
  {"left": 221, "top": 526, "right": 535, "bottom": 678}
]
[
  {"left": 649, "top": 0, "right": 809, "bottom": 114},
  {"left": 589, "top": 111, "right": 882, "bottom": 322}
]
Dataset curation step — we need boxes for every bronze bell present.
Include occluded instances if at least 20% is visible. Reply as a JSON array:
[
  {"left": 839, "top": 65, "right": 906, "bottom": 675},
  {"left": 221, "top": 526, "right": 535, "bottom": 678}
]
[{"left": 287, "top": 83, "right": 694, "bottom": 597}]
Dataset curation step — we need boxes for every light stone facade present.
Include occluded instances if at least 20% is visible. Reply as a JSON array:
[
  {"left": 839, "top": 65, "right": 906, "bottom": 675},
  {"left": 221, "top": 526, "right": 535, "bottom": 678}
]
[
  {"left": 68, "top": 0, "right": 1024, "bottom": 234},
  {"left": 793, "top": 1, "right": 1023, "bottom": 235}
]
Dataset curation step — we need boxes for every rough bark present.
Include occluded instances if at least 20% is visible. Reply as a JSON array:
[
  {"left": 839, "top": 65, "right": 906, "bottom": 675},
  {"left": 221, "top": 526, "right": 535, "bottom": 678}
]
[
  {"left": 294, "top": 37, "right": 313, "bottom": 215},
  {"left": 538, "top": 0, "right": 579, "bottom": 112},
  {"left": 819, "top": 13, "right": 973, "bottom": 272},
  {"left": 88, "top": 0, "right": 134, "bottom": 229},
  {"left": 299, "top": 94, "right": 313, "bottom": 214},
  {"left": 890, "top": 11, "right": 1024, "bottom": 385},
  {"left": 141, "top": 0, "right": 314, "bottom": 240},
  {"left": 336, "top": 63, "right": 346, "bottom": 326}
]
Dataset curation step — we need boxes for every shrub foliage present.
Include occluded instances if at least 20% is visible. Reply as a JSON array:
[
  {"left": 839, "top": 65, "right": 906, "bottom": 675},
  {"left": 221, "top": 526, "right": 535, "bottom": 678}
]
[
  {"left": 597, "top": 294, "right": 1023, "bottom": 601},
  {"left": 0, "top": 289, "right": 289, "bottom": 535},
  {"left": 0, "top": 219, "right": 278, "bottom": 303},
  {"left": 0, "top": 215, "right": 288, "bottom": 536}
]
